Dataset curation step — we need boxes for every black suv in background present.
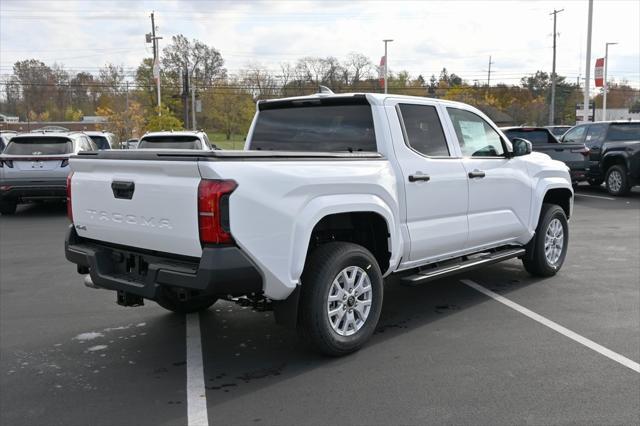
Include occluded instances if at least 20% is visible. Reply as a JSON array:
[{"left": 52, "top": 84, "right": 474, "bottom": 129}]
[{"left": 562, "top": 121, "right": 640, "bottom": 195}]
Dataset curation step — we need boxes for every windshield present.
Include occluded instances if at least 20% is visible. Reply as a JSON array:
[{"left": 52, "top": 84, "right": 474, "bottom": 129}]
[
  {"left": 251, "top": 102, "right": 377, "bottom": 152},
  {"left": 4, "top": 137, "right": 73, "bottom": 155},
  {"left": 138, "top": 136, "right": 202, "bottom": 150},
  {"left": 88, "top": 135, "right": 111, "bottom": 150},
  {"left": 503, "top": 129, "right": 555, "bottom": 145},
  {"left": 607, "top": 123, "right": 640, "bottom": 141}
]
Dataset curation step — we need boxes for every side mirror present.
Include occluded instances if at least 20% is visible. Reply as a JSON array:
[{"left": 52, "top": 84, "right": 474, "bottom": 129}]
[{"left": 512, "top": 138, "right": 532, "bottom": 156}]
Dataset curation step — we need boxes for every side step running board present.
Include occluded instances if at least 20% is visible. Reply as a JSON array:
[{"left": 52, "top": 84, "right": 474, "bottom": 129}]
[{"left": 400, "top": 247, "right": 526, "bottom": 286}]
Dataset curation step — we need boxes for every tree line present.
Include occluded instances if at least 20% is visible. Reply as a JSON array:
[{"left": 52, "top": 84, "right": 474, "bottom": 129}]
[{"left": 2, "top": 34, "right": 638, "bottom": 143}]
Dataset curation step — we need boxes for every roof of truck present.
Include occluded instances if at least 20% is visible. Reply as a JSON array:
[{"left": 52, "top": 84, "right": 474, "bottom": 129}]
[{"left": 257, "top": 92, "right": 473, "bottom": 109}]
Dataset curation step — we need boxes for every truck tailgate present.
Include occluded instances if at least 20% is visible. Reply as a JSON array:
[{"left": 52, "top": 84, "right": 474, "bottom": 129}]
[{"left": 70, "top": 158, "right": 203, "bottom": 257}]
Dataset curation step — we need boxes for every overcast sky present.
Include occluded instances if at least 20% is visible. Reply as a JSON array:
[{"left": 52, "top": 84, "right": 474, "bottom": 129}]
[{"left": 1, "top": 0, "right": 638, "bottom": 89}]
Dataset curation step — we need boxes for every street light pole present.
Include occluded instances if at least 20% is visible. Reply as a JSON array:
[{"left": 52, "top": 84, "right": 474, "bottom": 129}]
[
  {"left": 582, "top": 0, "right": 593, "bottom": 123},
  {"left": 603, "top": 42, "right": 618, "bottom": 121},
  {"left": 383, "top": 39, "right": 393, "bottom": 94}
]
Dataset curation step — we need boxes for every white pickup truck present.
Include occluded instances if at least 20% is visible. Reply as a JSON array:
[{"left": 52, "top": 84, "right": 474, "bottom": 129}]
[{"left": 65, "top": 93, "right": 573, "bottom": 356}]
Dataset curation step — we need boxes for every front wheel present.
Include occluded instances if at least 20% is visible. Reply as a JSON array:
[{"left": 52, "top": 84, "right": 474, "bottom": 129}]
[
  {"left": 523, "top": 204, "right": 569, "bottom": 277},
  {"left": 155, "top": 287, "right": 217, "bottom": 314},
  {"left": 298, "top": 242, "right": 383, "bottom": 356},
  {"left": 605, "top": 165, "right": 630, "bottom": 196}
]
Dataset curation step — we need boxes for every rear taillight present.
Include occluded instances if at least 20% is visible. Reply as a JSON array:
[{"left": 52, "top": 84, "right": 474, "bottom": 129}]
[
  {"left": 198, "top": 179, "right": 237, "bottom": 245},
  {"left": 66, "top": 172, "right": 73, "bottom": 222},
  {"left": 570, "top": 146, "right": 590, "bottom": 157}
]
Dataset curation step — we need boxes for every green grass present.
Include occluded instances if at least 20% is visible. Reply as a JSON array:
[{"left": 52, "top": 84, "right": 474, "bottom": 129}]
[{"left": 207, "top": 132, "right": 245, "bottom": 150}]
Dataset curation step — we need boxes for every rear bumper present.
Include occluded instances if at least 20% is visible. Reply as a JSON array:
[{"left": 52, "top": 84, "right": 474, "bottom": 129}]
[
  {"left": 64, "top": 226, "right": 263, "bottom": 300},
  {"left": 0, "top": 178, "right": 67, "bottom": 201}
]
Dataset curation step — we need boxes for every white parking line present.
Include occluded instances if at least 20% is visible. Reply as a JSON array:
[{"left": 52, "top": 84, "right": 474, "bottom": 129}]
[
  {"left": 186, "top": 313, "right": 209, "bottom": 426},
  {"left": 461, "top": 279, "right": 640, "bottom": 373},
  {"left": 575, "top": 193, "right": 616, "bottom": 201}
]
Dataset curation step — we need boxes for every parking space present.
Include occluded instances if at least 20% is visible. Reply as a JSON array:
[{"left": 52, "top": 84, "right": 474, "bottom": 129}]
[{"left": 1, "top": 188, "right": 639, "bottom": 425}]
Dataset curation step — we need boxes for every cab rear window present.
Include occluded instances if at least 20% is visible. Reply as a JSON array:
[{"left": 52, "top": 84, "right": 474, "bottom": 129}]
[
  {"left": 4, "top": 137, "right": 72, "bottom": 155},
  {"left": 138, "top": 136, "right": 202, "bottom": 150},
  {"left": 250, "top": 100, "right": 377, "bottom": 152},
  {"left": 503, "top": 129, "right": 555, "bottom": 145}
]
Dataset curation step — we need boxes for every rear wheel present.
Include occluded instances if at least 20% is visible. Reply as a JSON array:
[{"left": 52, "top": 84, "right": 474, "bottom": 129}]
[
  {"left": 298, "top": 242, "right": 383, "bottom": 356},
  {"left": 605, "top": 165, "right": 630, "bottom": 196},
  {"left": 155, "top": 287, "right": 217, "bottom": 314},
  {"left": 0, "top": 200, "right": 17, "bottom": 215},
  {"left": 523, "top": 204, "right": 568, "bottom": 277}
]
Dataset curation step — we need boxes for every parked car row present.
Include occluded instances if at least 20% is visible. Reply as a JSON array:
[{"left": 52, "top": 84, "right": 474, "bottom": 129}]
[
  {"left": 0, "top": 130, "right": 217, "bottom": 214},
  {"left": 501, "top": 121, "right": 639, "bottom": 195}
]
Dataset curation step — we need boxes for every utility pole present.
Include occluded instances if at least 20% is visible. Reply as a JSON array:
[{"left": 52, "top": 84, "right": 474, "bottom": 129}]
[
  {"left": 147, "top": 12, "right": 162, "bottom": 116},
  {"left": 383, "top": 39, "right": 393, "bottom": 94},
  {"left": 603, "top": 42, "right": 618, "bottom": 121},
  {"left": 191, "top": 71, "right": 196, "bottom": 130},
  {"left": 487, "top": 55, "right": 493, "bottom": 94},
  {"left": 583, "top": 0, "right": 593, "bottom": 123},
  {"left": 549, "top": 8, "right": 564, "bottom": 125},
  {"left": 183, "top": 65, "right": 189, "bottom": 126},
  {"left": 125, "top": 81, "right": 129, "bottom": 109}
]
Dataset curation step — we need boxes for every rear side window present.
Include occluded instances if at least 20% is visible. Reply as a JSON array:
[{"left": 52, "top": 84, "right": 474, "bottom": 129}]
[
  {"left": 251, "top": 104, "right": 377, "bottom": 152},
  {"left": 138, "top": 136, "right": 202, "bottom": 150},
  {"left": 503, "top": 129, "right": 554, "bottom": 145},
  {"left": 607, "top": 123, "right": 640, "bottom": 141},
  {"left": 398, "top": 104, "right": 449, "bottom": 156},
  {"left": 4, "top": 137, "right": 72, "bottom": 155}
]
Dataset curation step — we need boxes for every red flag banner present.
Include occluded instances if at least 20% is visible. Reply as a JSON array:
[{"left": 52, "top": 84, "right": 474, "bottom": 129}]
[
  {"left": 378, "top": 56, "right": 386, "bottom": 89},
  {"left": 594, "top": 58, "right": 604, "bottom": 87}
]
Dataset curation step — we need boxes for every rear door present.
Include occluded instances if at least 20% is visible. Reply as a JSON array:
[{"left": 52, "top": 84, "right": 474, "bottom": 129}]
[
  {"left": 384, "top": 98, "right": 469, "bottom": 264},
  {"left": 70, "top": 158, "right": 204, "bottom": 257}
]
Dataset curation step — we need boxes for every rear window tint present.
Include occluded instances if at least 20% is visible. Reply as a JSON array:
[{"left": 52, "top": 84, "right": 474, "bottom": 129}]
[
  {"left": 138, "top": 136, "right": 201, "bottom": 150},
  {"left": 251, "top": 104, "right": 377, "bottom": 152},
  {"left": 88, "top": 135, "right": 111, "bottom": 150},
  {"left": 4, "top": 137, "right": 72, "bottom": 155},
  {"left": 607, "top": 123, "right": 640, "bottom": 141},
  {"left": 503, "top": 129, "right": 554, "bottom": 145}
]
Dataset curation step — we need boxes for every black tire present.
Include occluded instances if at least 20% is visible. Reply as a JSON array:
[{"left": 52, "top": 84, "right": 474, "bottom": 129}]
[
  {"left": 298, "top": 242, "right": 383, "bottom": 357},
  {"left": 155, "top": 287, "right": 217, "bottom": 314},
  {"left": 587, "top": 178, "right": 603, "bottom": 187},
  {"left": 0, "top": 201, "right": 17, "bottom": 215},
  {"left": 605, "top": 165, "right": 630, "bottom": 196},
  {"left": 522, "top": 204, "right": 569, "bottom": 277}
]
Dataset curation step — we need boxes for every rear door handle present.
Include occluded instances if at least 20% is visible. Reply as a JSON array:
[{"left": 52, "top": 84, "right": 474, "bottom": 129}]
[
  {"left": 468, "top": 170, "right": 486, "bottom": 179},
  {"left": 111, "top": 181, "right": 135, "bottom": 199},
  {"left": 408, "top": 173, "right": 431, "bottom": 182}
]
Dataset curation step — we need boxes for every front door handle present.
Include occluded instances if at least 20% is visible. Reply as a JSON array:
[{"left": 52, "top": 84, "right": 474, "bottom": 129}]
[
  {"left": 408, "top": 174, "right": 431, "bottom": 182},
  {"left": 468, "top": 170, "right": 486, "bottom": 179}
]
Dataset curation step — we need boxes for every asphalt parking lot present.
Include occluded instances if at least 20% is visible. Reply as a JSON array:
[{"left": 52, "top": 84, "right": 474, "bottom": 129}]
[{"left": 1, "top": 186, "right": 639, "bottom": 426}]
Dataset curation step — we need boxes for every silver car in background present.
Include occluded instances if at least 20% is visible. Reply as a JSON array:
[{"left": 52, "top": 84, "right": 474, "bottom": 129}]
[{"left": 0, "top": 132, "right": 97, "bottom": 214}]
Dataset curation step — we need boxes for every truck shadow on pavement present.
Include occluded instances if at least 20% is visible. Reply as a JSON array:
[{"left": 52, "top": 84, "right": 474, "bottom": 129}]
[
  {"left": 3, "top": 201, "right": 67, "bottom": 217},
  {"left": 197, "top": 259, "right": 541, "bottom": 409}
]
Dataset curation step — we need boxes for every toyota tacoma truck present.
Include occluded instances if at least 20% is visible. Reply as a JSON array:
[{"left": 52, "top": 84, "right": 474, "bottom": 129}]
[{"left": 65, "top": 93, "right": 573, "bottom": 356}]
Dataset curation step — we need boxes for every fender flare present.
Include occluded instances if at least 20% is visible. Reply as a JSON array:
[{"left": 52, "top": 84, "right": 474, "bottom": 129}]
[
  {"left": 289, "top": 193, "right": 402, "bottom": 285},
  {"left": 529, "top": 178, "right": 573, "bottom": 231}
]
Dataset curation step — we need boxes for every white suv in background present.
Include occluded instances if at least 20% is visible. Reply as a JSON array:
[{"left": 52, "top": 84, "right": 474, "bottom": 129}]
[
  {"left": 0, "top": 132, "right": 96, "bottom": 214},
  {"left": 138, "top": 130, "right": 216, "bottom": 150}
]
